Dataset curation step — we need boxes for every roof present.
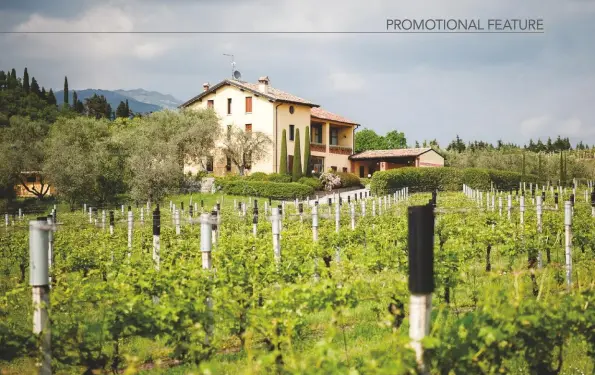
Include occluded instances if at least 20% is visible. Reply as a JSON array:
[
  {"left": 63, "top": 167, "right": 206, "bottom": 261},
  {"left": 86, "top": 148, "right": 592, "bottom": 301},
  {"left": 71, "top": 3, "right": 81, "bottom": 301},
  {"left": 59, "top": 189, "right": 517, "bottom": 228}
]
[
  {"left": 179, "top": 79, "right": 319, "bottom": 108},
  {"left": 349, "top": 148, "right": 437, "bottom": 160},
  {"left": 311, "top": 107, "right": 358, "bottom": 125}
]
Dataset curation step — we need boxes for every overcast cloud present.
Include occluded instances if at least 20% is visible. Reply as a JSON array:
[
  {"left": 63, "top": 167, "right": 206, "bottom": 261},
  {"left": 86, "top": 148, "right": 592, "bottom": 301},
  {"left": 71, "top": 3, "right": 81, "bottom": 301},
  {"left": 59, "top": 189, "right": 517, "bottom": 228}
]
[{"left": 1, "top": 0, "right": 594, "bottom": 147}]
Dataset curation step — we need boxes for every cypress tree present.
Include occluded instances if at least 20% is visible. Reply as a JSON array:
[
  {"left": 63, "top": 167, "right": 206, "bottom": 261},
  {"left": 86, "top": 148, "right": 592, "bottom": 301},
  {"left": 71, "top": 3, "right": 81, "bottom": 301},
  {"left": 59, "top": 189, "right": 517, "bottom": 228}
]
[
  {"left": 73, "top": 91, "right": 78, "bottom": 109},
  {"left": 64, "top": 76, "right": 69, "bottom": 105},
  {"left": 303, "top": 126, "right": 311, "bottom": 177},
  {"left": 292, "top": 128, "right": 302, "bottom": 181},
  {"left": 116, "top": 101, "right": 128, "bottom": 118},
  {"left": 279, "top": 129, "right": 288, "bottom": 175},
  {"left": 30, "top": 77, "right": 40, "bottom": 96},
  {"left": 23, "top": 68, "right": 30, "bottom": 93},
  {"left": 47, "top": 89, "right": 57, "bottom": 105},
  {"left": 125, "top": 99, "right": 130, "bottom": 117},
  {"left": 40, "top": 86, "right": 46, "bottom": 99}
]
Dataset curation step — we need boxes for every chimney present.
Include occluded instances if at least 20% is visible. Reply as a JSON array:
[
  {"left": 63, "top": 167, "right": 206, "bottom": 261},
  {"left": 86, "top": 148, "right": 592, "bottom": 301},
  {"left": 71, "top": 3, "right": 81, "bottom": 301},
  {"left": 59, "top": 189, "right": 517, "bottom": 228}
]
[
  {"left": 258, "top": 76, "right": 269, "bottom": 94},
  {"left": 203, "top": 82, "right": 210, "bottom": 92}
]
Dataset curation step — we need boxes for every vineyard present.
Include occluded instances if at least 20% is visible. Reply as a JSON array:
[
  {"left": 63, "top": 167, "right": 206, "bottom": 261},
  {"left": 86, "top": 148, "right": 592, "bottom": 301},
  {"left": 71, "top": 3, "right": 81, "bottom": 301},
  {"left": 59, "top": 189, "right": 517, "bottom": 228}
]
[{"left": 1, "top": 188, "right": 594, "bottom": 375}]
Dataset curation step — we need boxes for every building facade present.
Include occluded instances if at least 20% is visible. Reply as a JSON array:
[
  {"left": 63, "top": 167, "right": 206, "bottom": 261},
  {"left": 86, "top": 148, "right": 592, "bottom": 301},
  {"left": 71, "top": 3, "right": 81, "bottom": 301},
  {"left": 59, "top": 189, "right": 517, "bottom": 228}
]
[
  {"left": 179, "top": 76, "right": 359, "bottom": 176},
  {"left": 349, "top": 148, "right": 445, "bottom": 177}
]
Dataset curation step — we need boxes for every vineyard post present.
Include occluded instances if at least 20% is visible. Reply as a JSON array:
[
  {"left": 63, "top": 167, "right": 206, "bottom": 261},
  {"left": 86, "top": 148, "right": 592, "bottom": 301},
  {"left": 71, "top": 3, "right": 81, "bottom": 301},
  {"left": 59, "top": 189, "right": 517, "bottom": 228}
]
[
  {"left": 350, "top": 202, "right": 355, "bottom": 230},
  {"left": 200, "top": 213, "right": 214, "bottom": 344},
  {"left": 169, "top": 200, "right": 172, "bottom": 212},
  {"left": 30, "top": 218, "right": 52, "bottom": 375},
  {"left": 378, "top": 197, "right": 383, "bottom": 215},
  {"left": 536, "top": 196, "right": 543, "bottom": 269},
  {"left": 570, "top": 194, "right": 575, "bottom": 216},
  {"left": 278, "top": 204, "right": 284, "bottom": 234},
  {"left": 5, "top": 213, "right": 8, "bottom": 227},
  {"left": 233, "top": 199, "right": 237, "bottom": 213},
  {"left": 520, "top": 196, "right": 525, "bottom": 225},
  {"left": 47, "top": 215, "right": 54, "bottom": 288},
  {"left": 102, "top": 210, "right": 106, "bottom": 230},
  {"left": 211, "top": 209, "right": 218, "bottom": 247},
  {"left": 272, "top": 207, "right": 281, "bottom": 264},
  {"left": 171, "top": 204, "right": 176, "bottom": 225},
  {"left": 491, "top": 194, "right": 495, "bottom": 212},
  {"left": 153, "top": 206, "right": 160, "bottom": 271},
  {"left": 121, "top": 204, "right": 124, "bottom": 216},
  {"left": 591, "top": 190, "right": 595, "bottom": 217},
  {"left": 312, "top": 204, "right": 320, "bottom": 282},
  {"left": 146, "top": 200, "right": 150, "bottom": 211},
  {"left": 264, "top": 201, "right": 268, "bottom": 216},
  {"left": 361, "top": 199, "right": 366, "bottom": 217},
  {"left": 83, "top": 203, "right": 86, "bottom": 215},
  {"left": 175, "top": 209, "right": 181, "bottom": 236},
  {"left": 335, "top": 199, "right": 340, "bottom": 234},
  {"left": 194, "top": 202, "right": 198, "bottom": 214},
  {"left": 88, "top": 207, "right": 93, "bottom": 224},
  {"left": 372, "top": 199, "right": 376, "bottom": 217},
  {"left": 499, "top": 197, "right": 503, "bottom": 217},
  {"left": 242, "top": 202, "right": 247, "bottom": 217},
  {"left": 140, "top": 207, "right": 144, "bottom": 224},
  {"left": 564, "top": 201, "right": 572, "bottom": 289},
  {"left": 109, "top": 211, "right": 114, "bottom": 236},
  {"left": 407, "top": 204, "right": 435, "bottom": 375},
  {"left": 127, "top": 206, "right": 133, "bottom": 255},
  {"left": 281, "top": 201, "right": 286, "bottom": 221},
  {"left": 253, "top": 202, "right": 258, "bottom": 237}
]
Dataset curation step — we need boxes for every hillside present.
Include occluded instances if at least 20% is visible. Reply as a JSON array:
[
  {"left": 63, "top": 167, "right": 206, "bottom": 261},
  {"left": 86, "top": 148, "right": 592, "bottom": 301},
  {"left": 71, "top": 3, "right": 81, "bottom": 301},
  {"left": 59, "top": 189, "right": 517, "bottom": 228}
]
[
  {"left": 114, "top": 89, "right": 182, "bottom": 109},
  {"left": 56, "top": 89, "right": 162, "bottom": 114}
]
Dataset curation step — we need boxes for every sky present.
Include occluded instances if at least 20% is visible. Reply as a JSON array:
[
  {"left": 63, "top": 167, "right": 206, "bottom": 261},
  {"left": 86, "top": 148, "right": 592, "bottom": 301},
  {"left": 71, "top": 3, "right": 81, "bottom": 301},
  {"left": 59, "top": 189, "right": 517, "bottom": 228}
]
[{"left": 1, "top": 0, "right": 594, "bottom": 148}]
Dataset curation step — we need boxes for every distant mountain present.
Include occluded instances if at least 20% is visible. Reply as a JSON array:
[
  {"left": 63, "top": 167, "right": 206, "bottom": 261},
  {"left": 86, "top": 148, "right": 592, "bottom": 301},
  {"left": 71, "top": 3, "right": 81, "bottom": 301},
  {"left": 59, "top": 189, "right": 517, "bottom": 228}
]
[
  {"left": 114, "top": 89, "right": 183, "bottom": 109},
  {"left": 56, "top": 89, "right": 163, "bottom": 114}
]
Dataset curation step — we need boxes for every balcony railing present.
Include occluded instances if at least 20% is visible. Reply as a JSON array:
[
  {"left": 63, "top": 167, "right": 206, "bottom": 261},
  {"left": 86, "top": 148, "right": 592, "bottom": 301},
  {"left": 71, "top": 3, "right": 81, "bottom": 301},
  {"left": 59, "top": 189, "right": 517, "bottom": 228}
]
[
  {"left": 329, "top": 145, "right": 353, "bottom": 155},
  {"left": 310, "top": 142, "right": 326, "bottom": 153}
]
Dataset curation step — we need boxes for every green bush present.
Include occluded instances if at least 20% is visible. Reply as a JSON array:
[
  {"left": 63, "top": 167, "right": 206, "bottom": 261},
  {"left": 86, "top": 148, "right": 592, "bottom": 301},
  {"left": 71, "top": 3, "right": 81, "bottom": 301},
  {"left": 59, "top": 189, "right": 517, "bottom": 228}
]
[
  {"left": 337, "top": 172, "right": 362, "bottom": 188},
  {"left": 267, "top": 173, "right": 292, "bottom": 183},
  {"left": 298, "top": 177, "right": 323, "bottom": 191},
  {"left": 371, "top": 167, "right": 540, "bottom": 194},
  {"left": 220, "top": 181, "right": 314, "bottom": 200},
  {"left": 246, "top": 172, "right": 268, "bottom": 181}
]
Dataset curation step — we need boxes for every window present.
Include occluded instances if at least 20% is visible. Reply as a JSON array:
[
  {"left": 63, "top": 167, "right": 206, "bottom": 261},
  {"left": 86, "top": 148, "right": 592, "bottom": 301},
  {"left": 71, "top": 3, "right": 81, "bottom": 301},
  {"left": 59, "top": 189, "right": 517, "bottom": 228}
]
[
  {"left": 227, "top": 98, "right": 232, "bottom": 114},
  {"left": 245, "top": 97, "right": 252, "bottom": 113},
  {"left": 226, "top": 156, "right": 232, "bottom": 172},
  {"left": 330, "top": 128, "right": 339, "bottom": 146},
  {"left": 26, "top": 176, "right": 36, "bottom": 183},
  {"left": 311, "top": 156, "right": 324, "bottom": 173},
  {"left": 289, "top": 105, "right": 294, "bottom": 114},
  {"left": 342, "top": 167, "right": 348, "bottom": 173},
  {"left": 331, "top": 166, "right": 337, "bottom": 172},
  {"left": 206, "top": 156, "right": 214, "bottom": 172},
  {"left": 245, "top": 123, "right": 252, "bottom": 132},
  {"left": 289, "top": 125, "right": 295, "bottom": 141},
  {"left": 207, "top": 100, "right": 214, "bottom": 108},
  {"left": 359, "top": 166, "right": 365, "bottom": 178},
  {"left": 312, "top": 124, "right": 323, "bottom": 143}
]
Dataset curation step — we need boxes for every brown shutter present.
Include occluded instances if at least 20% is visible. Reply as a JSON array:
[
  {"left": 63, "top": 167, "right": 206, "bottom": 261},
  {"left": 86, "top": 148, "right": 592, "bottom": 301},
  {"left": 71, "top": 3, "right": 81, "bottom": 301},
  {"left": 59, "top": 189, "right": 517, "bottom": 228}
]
[
  {"left": 245, "top": 97, "right": 252, "bottom": 113},
  {"left": 245, "top": 124, "right": 252, "bottom": 132}
]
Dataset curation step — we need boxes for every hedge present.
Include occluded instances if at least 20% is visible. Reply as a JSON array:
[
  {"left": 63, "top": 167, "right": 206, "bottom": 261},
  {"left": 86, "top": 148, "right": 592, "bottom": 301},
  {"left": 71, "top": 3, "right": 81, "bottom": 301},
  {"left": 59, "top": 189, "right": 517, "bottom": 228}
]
[
  {"left": 336, "top": 172, "right": 362, "bottom": 188},
  {"left": 267, "top": 173, "right": 292, "bottom": 183},
  {"left": 219, "top": 180, "right": 314, "bottom": 200},
  {"left": 245, "top": 172, "right": 268, "bottom": 181},
  {"left": 298, "top": 177, "right": 323, "bottom": 191},
  {"left": 370, "top": 167, "right": 540, "bottom": 194}
]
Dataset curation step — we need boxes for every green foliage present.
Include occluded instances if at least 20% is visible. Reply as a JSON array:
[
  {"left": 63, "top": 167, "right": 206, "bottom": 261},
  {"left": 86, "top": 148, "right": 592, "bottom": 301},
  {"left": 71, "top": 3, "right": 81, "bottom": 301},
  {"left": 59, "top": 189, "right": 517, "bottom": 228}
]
[
  {"left": 355, "top": 128, "right": 407, "bottom": 153},
  {"left": 115, "top": 101, "right": 129, "bottom": 118},
  {"left": 371, "top": 167, "right": 540, "bottom": 194},
  {"left": 245, "top": 172, "right": 268, "bottom": 181},
  {"left": 84, "top": 94, "right": 112, "bottom": 120},
  {"left": 297, "top": 176, "right": 323, "bottom": 191},
  {"left": 292, "top": 128, "right": 302, "bottom": 181},
  {"left": 280, "top": 129, "right": 288, "bottom": 175},
  {"left": 267, "top": 173, "right": 292, "bottom": 183},
  {"left": 336, "top": 172, "right": 361, "bottom": 188},
  {"left": 303, "top": 126, "right": 311, "bottom": 177},
  {"left": 219, "top": 180, "right": 314, "bottom": 199},
  {"left": 63, "top": 76, "right": 68, "bottom": 105}
]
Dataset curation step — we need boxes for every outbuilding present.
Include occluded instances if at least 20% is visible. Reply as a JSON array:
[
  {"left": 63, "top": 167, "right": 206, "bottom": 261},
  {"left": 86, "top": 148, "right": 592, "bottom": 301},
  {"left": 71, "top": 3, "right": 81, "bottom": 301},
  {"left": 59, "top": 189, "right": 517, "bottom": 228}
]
[{"left": 349, "top": 147, "right": 445, "bottom": 178}]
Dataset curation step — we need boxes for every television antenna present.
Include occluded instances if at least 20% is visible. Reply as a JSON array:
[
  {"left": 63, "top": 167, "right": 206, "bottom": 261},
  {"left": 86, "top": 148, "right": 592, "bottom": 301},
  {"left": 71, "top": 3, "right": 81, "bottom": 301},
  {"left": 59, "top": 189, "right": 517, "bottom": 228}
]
[{"left": 223, "top": 53, "right": 241, "bottom": 80}]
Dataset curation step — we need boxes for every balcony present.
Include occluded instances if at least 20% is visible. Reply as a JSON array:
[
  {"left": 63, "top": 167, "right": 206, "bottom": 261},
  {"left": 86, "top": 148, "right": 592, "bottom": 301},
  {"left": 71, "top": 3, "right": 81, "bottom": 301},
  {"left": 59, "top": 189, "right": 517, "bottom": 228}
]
[
  {"left": 310, "top": 142, "right": 327, "bottom": 153},
  {"left": 329, "top": 145, "right": 353, "bottom": 155}
]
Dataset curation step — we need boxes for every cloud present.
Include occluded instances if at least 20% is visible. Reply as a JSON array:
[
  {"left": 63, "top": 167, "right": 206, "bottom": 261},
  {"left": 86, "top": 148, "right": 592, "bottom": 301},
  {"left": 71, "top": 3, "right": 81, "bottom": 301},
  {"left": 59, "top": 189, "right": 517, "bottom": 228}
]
[{"left": 1, "top": 0, "right": 594, "bottom": 147}]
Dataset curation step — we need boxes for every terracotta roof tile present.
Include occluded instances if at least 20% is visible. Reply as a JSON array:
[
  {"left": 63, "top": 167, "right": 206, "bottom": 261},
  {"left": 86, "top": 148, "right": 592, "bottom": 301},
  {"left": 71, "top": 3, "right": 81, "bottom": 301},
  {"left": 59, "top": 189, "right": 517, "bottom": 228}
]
[
  {"left": 311, "top": 107, "right": 358, "bottom": 125},
  {"left": 349, "top": 148, "right": 434, "bottom": 160},
  {"left": 179, "top": 78, "right": 318, "bottom": 108}
]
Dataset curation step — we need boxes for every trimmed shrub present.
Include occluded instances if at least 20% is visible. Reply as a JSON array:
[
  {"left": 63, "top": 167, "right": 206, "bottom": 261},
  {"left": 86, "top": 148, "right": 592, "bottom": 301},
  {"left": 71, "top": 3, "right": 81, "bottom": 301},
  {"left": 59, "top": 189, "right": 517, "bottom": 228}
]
[
  {"left": 246, "top": 172, "right": 268, "bottom": 181},
  {"left": 371, "top": 167, "right": 540, "bottom": 194},
  {"left": 267, "top": 173, "right": 292, "bottom": 183},
  {"left": 220, "top": 181, "right": 314, "bottom": 200},
  {"left": 298, "top": 177, "right": 323, "bottom": 191},
  {"left": 337, "top": 172, "right": 362, "bottom": 188}
]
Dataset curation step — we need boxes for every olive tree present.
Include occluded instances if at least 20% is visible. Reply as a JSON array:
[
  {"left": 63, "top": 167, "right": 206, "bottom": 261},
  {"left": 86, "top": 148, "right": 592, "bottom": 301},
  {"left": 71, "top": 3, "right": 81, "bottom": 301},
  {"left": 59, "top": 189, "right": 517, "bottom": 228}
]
[
  {"left": 220, "top": 125, "right": 272, "bottom": 176},
  {"left": 118, "top": 109, "right": 221, "bottom": 201}
]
